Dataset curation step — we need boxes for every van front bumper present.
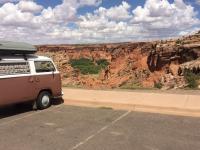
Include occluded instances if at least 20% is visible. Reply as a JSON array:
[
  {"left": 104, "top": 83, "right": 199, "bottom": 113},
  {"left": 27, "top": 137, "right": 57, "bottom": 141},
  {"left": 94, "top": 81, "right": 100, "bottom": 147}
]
[{"left": 53, "top": 91, "right": 64, "bottom": 99}]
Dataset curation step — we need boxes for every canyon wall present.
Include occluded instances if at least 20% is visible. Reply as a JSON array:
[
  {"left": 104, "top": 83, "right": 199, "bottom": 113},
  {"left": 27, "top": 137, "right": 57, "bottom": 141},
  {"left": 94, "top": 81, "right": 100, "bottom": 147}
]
[{"left": 37, "top": 32, "right": 200, "bottom": 89}]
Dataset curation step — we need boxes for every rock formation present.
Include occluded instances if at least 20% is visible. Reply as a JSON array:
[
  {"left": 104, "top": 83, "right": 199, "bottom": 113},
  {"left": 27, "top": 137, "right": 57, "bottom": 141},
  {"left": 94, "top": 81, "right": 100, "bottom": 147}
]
[{"left": 37, "top": 31, "right": 200, "bottom": 89}]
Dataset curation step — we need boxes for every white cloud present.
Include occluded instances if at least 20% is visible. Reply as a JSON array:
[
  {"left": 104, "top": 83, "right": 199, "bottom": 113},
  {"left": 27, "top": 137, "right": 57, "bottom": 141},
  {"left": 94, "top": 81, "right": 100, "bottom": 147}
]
[
  {"left": 0, "top": 3, "right": 34, "bottom": 27},
  {"left": 78, "top": 0, "right": 102, "bottom": 6},
  {"left": 96, "top": 1, "right": 131, "bottom": 21},
  {"left": 78, "top": 1, "right": 131, "bottom": 29},
  {"left": 18, "top": 0, "right": 43, "bottom": 13},
  {"left": 0, "top": 0, "right": 199, "bottom": 44},
  {"left": 131, "top": 0, "right": 200, "bottom": 37},
  {"left": 77, "top": 0, "right": 200, "bottom": 42},
  {"left": 38, "top": 0, "right": 102, "bottom": 24},
  {"left": 0, "top": 0, "right": 104, "bottom": 44},
  {"left": 196, "top": 0, "right": 200, "bottom": 5}
]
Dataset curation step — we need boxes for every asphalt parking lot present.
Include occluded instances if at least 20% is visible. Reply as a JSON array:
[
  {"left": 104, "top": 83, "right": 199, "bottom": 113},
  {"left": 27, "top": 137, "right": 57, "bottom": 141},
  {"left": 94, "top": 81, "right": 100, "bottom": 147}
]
[{"left": 1, "top": 104, "right": 200, "bottom": 150}]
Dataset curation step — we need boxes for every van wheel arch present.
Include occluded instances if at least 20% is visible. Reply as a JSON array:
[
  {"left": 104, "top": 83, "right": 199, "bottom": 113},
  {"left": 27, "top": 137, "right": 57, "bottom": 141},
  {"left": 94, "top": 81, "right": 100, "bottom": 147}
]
[{"left": 39, "top": 89, "right": 52, "bottom": 95}]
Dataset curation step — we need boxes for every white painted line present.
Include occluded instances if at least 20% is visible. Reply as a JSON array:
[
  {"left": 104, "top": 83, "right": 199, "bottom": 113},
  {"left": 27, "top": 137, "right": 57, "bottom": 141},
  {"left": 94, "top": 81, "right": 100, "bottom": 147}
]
[
  {"left": 0, "top": 104, "right": 63, "bottom": 127},
  {"left": 69, "top": 111, "right": 131, "bottom": 150}
]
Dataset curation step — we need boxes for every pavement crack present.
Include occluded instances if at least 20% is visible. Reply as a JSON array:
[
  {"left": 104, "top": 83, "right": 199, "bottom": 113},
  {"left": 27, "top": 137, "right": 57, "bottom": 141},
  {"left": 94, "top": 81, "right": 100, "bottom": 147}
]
[{"left": 69, "top": 110, "right": 131, "bottom": 150}]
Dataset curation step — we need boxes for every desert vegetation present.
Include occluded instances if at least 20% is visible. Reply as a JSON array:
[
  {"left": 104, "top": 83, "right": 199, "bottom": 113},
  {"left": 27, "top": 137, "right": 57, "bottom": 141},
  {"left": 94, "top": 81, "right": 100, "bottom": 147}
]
[
  {"left": 184, "top": 70, "right": 200, "bottom": 89},
  {"left": 69, "top": 58, "right": 109, "bottom": 75}
]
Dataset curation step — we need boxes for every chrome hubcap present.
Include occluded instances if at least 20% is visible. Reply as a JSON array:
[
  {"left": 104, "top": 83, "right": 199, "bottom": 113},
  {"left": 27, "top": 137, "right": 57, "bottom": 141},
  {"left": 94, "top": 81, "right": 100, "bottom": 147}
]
[{"left": 41, "top": 95, "right": 50, "bottom": 107}]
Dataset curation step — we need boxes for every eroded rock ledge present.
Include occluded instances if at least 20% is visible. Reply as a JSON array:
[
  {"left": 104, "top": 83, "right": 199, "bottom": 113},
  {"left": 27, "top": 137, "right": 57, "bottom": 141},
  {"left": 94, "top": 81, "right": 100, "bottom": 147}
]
[{"left": 37, "top": 31, "right": 200, "bottom": 89}]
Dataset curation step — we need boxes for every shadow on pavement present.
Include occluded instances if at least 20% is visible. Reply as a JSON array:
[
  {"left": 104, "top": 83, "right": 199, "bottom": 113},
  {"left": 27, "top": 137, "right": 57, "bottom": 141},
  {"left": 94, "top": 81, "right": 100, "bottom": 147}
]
[
  {"left": 0, "top": 98, "right": 64, "bottom": 119},
  {"left": 52, "top": 98, "right": 64, "bottom": 106}
]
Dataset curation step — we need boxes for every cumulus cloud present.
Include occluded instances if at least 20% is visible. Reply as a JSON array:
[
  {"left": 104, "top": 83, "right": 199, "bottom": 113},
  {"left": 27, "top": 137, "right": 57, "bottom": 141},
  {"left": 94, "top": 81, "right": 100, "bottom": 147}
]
[
  {"left": 79, "top": 1, "right": 131, "bottom": 29},
  {"left": 75, "top": 1, "right": 140, "bottom": 42},
  {"left": 18, "top": 0, "right": 43, "bottom": 13},
  {"left": 0, "top": 3, "right": 34, "bottom": 27},
  {"left": 0, "top": 0, "right": 104, "bottom": 43},
  {"left": 36, "top": 0, "right": 102, "bottom": 24},
  {"left": 0, "top": 0, "right": 199, "bottom": 44},
  {"left": 77, "top": 0, "right": 200, "bottom": 42},
  {"left": 96, "top": 1, "right": 131, "bottom": 21},
  {"left": 132, "top": 0, "right": 199, "bottom": 37}
]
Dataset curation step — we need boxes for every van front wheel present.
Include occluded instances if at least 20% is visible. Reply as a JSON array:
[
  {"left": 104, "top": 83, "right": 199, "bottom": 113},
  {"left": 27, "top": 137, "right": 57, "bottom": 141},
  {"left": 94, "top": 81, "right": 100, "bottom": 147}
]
[{"left": 36, "top": 91, "right": 51, "bottom": 110}]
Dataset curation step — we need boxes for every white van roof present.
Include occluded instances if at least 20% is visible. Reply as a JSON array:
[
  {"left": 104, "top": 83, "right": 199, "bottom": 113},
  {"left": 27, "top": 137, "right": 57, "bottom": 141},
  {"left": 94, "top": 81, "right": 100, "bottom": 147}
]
[
  {"left": 0, "top": 41, "right": 37, "bottom": 54},
  {"left": 0, "top": 55, "right": 51, "bottom": 61}
]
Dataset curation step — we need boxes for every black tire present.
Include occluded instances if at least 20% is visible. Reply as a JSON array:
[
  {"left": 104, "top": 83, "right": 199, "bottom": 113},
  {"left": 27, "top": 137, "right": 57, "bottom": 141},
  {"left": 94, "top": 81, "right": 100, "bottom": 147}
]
[{"left": 36, "top": 91, "right": 52, "bottom": 110}]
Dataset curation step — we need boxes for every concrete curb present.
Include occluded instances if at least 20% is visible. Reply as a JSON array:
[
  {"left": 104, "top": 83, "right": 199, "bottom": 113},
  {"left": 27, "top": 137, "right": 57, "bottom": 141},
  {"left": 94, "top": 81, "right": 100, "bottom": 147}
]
[
  {"left": 63, "top": 88, "right": 200, "bottom": 117},
  {"left": 64, "top": 99, "right": 200, "bottom": 117}
]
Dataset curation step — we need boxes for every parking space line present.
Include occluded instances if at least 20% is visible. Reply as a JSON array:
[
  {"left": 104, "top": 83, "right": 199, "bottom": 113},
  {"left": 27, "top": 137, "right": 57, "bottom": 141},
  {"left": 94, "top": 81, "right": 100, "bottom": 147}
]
[
  {"left": 0, "top": 104, "right": 63, "bottom": 127},
  {"left": 69, "top": 110, "right": 131, "bottom": 150}
]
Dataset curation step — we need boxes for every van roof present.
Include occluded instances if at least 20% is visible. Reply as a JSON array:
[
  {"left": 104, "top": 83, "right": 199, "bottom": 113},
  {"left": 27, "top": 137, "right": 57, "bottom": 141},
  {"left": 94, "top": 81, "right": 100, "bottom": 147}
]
[
  {"left": 0, "top": 55, "right": 51, "bottom": 61},
  {"left": 0, "top": 41, "right": 36, "bottom": 54}
]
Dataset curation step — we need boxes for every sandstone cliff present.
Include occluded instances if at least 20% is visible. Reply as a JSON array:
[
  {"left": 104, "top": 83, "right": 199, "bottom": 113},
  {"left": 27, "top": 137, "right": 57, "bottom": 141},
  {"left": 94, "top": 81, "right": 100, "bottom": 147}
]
[{"left": 37, "top": 31, "right": 200, "bottom": 89}]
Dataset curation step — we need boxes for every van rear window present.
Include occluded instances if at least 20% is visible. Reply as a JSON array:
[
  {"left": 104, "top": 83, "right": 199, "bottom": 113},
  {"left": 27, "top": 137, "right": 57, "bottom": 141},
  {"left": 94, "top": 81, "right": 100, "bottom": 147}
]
[
  {"left": 34, "top": 61, "right": 55, "bottom": 73},
  {"left": 0, "top": 62, "right": 30, "bottom": 75}
]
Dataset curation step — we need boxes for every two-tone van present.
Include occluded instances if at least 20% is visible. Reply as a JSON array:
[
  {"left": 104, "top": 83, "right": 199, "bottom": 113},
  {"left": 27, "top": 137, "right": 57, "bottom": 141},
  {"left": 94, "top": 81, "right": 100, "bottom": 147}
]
[{"left": 0, "top": 41, "right": 62, "bottom": 109}]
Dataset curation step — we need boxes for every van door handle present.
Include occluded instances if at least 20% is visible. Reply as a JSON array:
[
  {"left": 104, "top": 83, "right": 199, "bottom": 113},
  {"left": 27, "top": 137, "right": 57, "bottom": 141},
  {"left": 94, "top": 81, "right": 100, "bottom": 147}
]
[{"left": 29, "top": 77, "right": 34, "bottom": 83}]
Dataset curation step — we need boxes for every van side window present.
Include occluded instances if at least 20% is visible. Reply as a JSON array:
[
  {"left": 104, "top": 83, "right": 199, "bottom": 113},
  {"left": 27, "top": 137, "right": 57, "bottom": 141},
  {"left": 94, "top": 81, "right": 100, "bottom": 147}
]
[
  {"left": 0, "top": 62, "right": 30, "bottom": 75},
  {"left": 34, "top": 61, "right": 55, "bottom": 73}
]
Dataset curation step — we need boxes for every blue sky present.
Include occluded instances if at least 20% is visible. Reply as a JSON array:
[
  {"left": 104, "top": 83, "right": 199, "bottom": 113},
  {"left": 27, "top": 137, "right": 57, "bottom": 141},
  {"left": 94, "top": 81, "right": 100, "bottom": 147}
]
[{"left": 0, "top": 0, "right": 199, "bottom": 44}]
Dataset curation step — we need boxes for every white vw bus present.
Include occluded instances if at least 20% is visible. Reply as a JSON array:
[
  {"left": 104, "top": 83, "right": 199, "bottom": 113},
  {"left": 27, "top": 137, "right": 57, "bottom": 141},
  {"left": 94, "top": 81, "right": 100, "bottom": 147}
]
[{"left": 0, "top": 41, "right": 62, "bottom": 109}]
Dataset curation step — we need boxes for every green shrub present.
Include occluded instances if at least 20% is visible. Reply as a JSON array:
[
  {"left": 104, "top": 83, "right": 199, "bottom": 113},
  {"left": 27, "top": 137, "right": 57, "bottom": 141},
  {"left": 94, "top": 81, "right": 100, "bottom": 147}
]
[
  {"left": 70, "top": 58, "right": 101, "bottom": 75},
  {"left": 184, "top": 70, "right": 200, "bottom": 89},
  {"left": 154, "top": 82, "right": 163, "bottom": 89},
  {"left": 96, "top": 59, "right": 109, "bottom": 69},
  {"left": 77, "top": 65, "right": 100, "bottom": 74},
  {"left": 70, "top": 58, "right": 94, "bottom": 67},
  {"left": 70, "top": 58, "right": 109, "bottom": 75}
]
